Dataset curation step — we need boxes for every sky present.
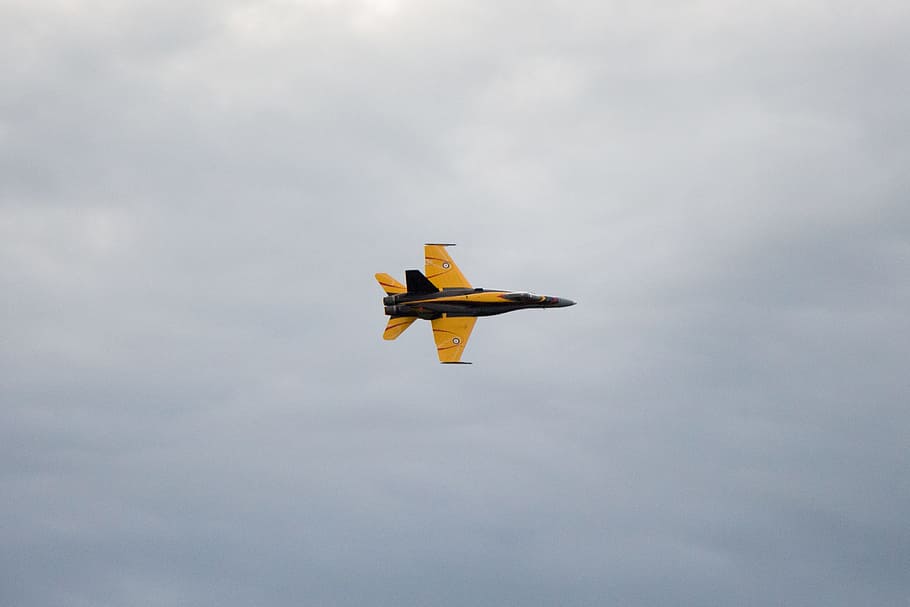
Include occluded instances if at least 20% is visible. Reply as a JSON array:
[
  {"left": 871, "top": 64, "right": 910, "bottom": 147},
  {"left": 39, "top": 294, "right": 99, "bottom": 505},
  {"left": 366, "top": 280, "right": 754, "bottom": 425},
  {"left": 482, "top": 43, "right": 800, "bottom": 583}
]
[{"left": 2, "top": 0, "right": 909, "bottom": 605}]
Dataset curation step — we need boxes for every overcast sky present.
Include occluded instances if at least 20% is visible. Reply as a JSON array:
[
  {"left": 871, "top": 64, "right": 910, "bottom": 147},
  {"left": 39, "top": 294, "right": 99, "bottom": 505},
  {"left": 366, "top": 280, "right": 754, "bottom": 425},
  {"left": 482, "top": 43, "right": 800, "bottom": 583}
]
[{"left": 2, "top": 1, "right": 909, "bottom": 605}]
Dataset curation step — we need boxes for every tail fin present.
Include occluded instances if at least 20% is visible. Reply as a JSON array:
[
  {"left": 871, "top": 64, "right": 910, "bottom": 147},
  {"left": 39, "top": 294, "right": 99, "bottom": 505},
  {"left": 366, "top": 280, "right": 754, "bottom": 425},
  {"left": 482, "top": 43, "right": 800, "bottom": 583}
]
[
  {"left": 375, "top": 273, "right": 406, "bottom": 294},
  {"left": 384, "top": 317, "right": 416, "bottom": 340},
  {"left": 405, "top": 270, "right": 439, "bottom": 294}
]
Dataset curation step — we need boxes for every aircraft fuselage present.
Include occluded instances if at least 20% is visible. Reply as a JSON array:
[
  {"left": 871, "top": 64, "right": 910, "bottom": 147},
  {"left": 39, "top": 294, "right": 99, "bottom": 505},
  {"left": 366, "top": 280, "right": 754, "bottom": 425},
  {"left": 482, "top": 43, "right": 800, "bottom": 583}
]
[{"left": 383, "top": 288, "right": 575, "bottom": 320}]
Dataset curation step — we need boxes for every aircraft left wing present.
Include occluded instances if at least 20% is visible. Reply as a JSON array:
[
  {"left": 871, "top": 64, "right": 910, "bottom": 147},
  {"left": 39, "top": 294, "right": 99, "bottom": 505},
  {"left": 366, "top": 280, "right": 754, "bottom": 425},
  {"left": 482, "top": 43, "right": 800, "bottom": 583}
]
[
  {"left": 430, "top": 316, "right": 477, "bottom": 364},
  {"left": 425, "top": 244, "right": 472, "bottom": 289}
]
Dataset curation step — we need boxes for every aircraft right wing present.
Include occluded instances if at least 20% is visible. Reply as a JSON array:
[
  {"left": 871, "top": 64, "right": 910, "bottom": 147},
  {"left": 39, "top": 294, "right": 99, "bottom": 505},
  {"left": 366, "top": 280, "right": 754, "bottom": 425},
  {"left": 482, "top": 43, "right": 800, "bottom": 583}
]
[
  {"left": 425, "top": 244, "right": 472, "bottom": 289},
  {"left": 430, "top": 316, "right": 476, "bottom": 364}
]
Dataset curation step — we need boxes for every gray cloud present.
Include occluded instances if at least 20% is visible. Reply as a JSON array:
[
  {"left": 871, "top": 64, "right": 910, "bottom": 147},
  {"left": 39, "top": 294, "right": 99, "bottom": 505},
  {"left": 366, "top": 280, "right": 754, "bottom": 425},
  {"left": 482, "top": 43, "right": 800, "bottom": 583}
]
[{"left": 2, "top": 1, "right": 908, "bottom": 605}]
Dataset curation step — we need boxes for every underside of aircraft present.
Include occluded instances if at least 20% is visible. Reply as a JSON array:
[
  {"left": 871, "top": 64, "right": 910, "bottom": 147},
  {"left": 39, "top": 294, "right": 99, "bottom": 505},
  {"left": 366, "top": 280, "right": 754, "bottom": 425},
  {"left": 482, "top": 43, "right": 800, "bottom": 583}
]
[{"left": 375, "top": 244, "right": 574, "bottom": 364}]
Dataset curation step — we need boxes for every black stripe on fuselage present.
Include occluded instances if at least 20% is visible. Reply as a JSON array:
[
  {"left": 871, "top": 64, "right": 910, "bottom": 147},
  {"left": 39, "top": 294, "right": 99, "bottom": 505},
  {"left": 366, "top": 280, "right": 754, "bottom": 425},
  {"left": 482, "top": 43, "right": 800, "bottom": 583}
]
[
  {"left": 389, "top": 306, "right": 525, "bottom": 319},
  {"left": 394, "top": 287, "right": 492, "bottom": 303},
  {"left": 383, "top": 288, "right": 544, "bottom": 318}
]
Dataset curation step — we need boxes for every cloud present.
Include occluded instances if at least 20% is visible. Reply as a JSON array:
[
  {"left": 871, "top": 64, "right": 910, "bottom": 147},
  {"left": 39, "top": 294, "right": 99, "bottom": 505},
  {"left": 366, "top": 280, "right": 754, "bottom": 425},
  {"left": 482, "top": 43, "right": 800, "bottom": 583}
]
[{"left": 2, "top": 1, "right": 908, "bottom": 606}]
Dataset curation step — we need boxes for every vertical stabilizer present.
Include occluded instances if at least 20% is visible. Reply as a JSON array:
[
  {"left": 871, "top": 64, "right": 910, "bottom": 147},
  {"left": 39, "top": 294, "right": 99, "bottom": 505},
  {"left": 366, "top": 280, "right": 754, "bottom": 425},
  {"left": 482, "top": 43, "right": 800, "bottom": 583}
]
[{"left": 405, "top": 270, "right": 439, "bottom": 294}]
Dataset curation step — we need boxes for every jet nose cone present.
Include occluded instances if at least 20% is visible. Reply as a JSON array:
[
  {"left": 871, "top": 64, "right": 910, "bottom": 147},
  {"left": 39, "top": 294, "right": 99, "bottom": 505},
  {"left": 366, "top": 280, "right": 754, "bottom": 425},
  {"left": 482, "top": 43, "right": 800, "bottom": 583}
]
[{"left": 547, "top": 297, "right": 575, "bottom": 307}]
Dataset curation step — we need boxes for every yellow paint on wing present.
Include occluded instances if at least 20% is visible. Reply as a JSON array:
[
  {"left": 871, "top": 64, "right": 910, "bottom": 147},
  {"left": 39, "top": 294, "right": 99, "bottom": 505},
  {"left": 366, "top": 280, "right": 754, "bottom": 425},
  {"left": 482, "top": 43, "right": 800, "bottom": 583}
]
[
  {"left": 425, "top": 244, "right": 472, "bottom": 289},
  {"left": 430, "top": 316, "right": 476, "bottom": 363}
]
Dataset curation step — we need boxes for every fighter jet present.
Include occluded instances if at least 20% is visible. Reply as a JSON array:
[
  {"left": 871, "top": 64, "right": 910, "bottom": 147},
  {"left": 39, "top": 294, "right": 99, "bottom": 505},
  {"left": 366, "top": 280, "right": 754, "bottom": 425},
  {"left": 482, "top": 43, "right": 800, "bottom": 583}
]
[{"left": 375, "top": 244, "right": 575, "bottom": 364}]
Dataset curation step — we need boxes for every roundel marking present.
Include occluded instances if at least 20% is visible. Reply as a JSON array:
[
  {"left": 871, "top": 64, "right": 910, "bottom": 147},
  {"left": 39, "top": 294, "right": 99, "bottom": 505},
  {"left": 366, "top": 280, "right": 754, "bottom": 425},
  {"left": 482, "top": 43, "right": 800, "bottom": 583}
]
[
  {"left": 442, "top": 262, "right": 450, "bottom": 269},
  {"left": 452, "top": 337, "right": 461, "bottom": 345}
]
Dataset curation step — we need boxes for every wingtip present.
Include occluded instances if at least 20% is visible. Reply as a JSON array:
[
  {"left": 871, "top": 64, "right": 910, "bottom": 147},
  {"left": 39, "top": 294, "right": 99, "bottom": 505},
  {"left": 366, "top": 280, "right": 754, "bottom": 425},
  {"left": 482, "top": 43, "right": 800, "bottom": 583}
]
[
  {"left": 425, "top": 242, "right": 457, "bottom": 246},
  {"left": 440, "top": 361, "right": 472, "bottom": 365}
]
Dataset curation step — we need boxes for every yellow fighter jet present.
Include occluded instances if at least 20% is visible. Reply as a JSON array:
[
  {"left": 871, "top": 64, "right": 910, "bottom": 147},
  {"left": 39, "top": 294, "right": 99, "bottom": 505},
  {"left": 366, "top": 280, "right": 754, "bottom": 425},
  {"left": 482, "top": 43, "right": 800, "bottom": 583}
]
[{"left": 375, "top": 244, "right": 575, "bottom": 364}]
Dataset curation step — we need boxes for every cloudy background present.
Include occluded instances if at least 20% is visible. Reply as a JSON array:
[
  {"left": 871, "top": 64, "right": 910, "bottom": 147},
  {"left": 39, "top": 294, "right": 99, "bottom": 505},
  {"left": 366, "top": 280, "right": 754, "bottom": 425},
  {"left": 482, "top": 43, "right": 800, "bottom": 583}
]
[{"left": 2, "top": 0, "right": 909, "bottom": 605}]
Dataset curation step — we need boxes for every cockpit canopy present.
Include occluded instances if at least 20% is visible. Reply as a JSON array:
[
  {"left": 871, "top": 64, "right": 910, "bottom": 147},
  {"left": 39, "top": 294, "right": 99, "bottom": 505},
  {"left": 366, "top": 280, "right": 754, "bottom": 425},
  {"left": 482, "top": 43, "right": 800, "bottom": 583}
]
[{"left": 503, "top": 292, "right": 544, "bottom": 303}]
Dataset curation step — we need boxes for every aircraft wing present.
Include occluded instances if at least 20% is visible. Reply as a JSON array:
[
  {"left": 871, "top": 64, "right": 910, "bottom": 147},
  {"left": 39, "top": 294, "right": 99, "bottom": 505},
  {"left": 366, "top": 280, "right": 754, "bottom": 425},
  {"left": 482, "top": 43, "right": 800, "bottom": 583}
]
[
  {"left": 430, "top": 316, "right": 477, "bottom": 363},
  {"left": 425, "top": 244, "right": 472, "bottom": 289}
]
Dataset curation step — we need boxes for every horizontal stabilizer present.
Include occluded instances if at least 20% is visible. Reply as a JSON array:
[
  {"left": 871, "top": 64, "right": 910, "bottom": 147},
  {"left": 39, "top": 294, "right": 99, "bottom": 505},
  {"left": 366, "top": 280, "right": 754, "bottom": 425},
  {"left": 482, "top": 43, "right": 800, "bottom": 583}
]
[
  {"left": 405, "top": 269, "right": 439, "bottom": 294},
  {"left": 375, "top": 273, "right": 407, "bottom": 294},
  {"left": 384, "top": 316, "right": 416, "bottom": 340}
]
